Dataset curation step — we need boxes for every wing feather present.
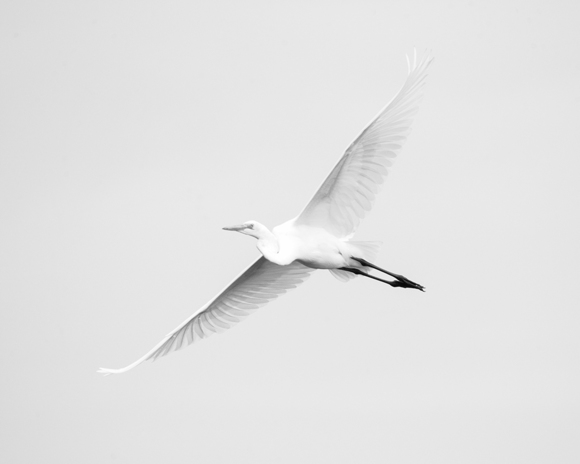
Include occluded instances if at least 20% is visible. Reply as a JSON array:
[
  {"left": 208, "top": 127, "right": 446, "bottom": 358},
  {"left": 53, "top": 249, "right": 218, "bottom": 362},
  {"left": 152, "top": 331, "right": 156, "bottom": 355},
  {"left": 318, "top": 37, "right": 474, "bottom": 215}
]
[
  {"left": 295, "top": 51, "right": 433, "bottom": 238},
  {"left": 98, "top": 257, "right": 313, "bottom": 375}
]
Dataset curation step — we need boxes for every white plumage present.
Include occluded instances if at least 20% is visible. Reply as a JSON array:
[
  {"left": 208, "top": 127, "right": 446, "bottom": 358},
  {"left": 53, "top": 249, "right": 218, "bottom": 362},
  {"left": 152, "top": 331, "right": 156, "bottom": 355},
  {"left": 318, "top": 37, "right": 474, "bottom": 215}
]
[{"left": 98, "top": 51, "right": 432, "bottom": 375}]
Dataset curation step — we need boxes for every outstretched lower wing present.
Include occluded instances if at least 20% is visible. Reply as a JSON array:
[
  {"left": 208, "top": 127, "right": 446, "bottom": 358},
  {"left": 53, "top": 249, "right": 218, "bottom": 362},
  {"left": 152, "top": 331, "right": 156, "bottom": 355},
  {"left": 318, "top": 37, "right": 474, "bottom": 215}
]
[
  {"left": 295, "top": 51, "right": 433, "bottom": 238},
  {"left": 98, "top": 257, "right": 313, "bottom": 375}
]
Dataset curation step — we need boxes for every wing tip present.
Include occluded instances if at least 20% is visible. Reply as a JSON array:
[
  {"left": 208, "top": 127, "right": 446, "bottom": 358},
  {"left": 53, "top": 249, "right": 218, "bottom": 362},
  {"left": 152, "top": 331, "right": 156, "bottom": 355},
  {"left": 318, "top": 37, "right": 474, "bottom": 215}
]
[
  {"left": 97, "top": 367, "right": 117, "bottom": 376},
  {"left": 97, "top": 365, "right": 139, "bottom": 376},
  {"left": 406, "top": 48, "right": 434, "bottom": 75},
  {"left": 97, "top": 358, "right": 147, "bottom": 376}
]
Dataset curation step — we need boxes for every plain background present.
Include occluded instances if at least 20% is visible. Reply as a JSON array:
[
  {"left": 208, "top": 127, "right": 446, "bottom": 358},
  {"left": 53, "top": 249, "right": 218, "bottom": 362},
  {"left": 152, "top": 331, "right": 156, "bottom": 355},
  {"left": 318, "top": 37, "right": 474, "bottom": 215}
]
[{"left": 2, "top": 1, "right": 579, "bottom": 462}]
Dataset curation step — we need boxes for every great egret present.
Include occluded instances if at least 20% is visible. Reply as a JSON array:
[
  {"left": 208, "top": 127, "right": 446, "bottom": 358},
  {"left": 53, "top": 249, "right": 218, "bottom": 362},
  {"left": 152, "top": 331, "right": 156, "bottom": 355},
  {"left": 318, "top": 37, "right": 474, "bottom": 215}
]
[{"left": 98, "top": 51, "right": 432, "bottom": 375}]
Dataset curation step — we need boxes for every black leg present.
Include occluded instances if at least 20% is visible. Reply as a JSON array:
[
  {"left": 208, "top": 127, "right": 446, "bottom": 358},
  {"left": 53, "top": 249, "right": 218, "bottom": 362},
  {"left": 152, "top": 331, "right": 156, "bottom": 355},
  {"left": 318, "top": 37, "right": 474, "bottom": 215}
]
[
  {"left": 349, "top": 258, "right": 425, "bottom": 291},
  {"left": 339, "top": 267, "right": 424, "bottom": 291}
]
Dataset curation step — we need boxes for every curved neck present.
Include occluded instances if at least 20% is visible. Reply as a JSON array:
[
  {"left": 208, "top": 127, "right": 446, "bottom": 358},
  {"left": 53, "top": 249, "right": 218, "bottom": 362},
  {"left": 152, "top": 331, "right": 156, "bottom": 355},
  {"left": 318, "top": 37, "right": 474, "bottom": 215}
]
[
  {"left": 256, "top": 230, "right": 280, "bottom": 262},
  {"left": 256, "top": 230, "right": 293, "bottom": 265}
]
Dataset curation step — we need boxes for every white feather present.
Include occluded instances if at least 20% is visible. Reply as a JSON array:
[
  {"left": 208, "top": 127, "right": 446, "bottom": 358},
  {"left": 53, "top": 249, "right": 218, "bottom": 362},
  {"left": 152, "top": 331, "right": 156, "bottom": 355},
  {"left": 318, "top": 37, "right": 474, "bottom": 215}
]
[
  {"left": 98, "top": 257, "right": 312, "bottom": 375},
  {"left": 295, "top": 51, "right": 433, "bottom": 238}
]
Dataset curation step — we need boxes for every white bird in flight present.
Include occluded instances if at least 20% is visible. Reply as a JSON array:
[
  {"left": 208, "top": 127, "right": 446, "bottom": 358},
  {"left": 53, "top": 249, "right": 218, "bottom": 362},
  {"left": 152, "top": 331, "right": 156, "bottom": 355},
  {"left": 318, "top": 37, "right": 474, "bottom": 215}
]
[{"left": 99, "top": 51, "right": 432, "bottom": 375}]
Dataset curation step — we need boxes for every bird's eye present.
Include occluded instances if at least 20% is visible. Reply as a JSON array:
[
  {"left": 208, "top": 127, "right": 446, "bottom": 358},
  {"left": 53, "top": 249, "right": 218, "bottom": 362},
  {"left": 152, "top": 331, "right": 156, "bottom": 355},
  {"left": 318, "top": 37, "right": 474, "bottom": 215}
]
[{"left": 248, "top": 224, "right": 254, "bottom": 229}]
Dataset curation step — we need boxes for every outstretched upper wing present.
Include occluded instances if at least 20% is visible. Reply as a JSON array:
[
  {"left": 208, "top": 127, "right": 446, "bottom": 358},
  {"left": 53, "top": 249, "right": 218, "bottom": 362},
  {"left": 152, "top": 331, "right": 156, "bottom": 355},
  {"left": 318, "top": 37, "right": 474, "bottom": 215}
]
[
  {"left": 98, "top": 257, "right": 313, "bottom": 375},
  {"left": 295, "top": 51, "right": 433, "bottom": 238}
]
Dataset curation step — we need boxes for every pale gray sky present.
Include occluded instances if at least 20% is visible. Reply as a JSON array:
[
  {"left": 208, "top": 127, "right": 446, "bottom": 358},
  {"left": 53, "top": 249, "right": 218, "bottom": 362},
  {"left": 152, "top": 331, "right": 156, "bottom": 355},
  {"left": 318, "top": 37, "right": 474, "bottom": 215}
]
[{"left": 2, "top": 1, "right": 579, "bottom": 463}]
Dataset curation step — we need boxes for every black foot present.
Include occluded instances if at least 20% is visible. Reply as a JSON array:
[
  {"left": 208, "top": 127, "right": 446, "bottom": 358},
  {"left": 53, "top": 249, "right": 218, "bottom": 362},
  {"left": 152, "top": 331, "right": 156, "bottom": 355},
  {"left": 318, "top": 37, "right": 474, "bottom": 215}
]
[{"left": 390, "top": 279, "right": 425, "bottom": 292}]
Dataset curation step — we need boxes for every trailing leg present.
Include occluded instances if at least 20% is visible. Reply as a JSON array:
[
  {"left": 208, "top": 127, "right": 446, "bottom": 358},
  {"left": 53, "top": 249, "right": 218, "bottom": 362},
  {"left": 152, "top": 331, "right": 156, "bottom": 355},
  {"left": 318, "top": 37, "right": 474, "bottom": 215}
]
[
  {"left": 350, "top": 258, "right": 425, "bottom": 291},
  {"left": 339, "top": 267, "right": 423, "bottom": 290}
]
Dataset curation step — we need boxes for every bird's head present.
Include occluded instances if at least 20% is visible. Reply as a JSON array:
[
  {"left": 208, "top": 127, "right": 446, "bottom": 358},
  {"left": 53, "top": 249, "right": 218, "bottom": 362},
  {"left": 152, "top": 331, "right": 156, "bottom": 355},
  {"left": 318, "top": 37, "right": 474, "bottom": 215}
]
[{"left": 222, "top": 220, "right": 267, "bottom": 239}]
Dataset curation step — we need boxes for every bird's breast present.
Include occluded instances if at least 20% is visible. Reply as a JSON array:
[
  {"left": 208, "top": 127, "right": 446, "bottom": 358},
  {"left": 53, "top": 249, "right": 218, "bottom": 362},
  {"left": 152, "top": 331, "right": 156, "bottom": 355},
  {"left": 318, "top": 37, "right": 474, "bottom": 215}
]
[
  {"left": 274, "top": 222, "right": 348, "bottom": 269},
  {"left": 293, "top": 241, "right": 346, "bottom": 269}
]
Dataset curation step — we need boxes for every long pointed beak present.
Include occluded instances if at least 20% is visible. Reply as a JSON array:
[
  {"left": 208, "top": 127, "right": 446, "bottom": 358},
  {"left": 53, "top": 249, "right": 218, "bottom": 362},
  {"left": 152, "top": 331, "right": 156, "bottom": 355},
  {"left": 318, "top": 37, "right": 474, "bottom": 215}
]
[{"left": 222, "top": 224, "right": 248, "bottom": 231}]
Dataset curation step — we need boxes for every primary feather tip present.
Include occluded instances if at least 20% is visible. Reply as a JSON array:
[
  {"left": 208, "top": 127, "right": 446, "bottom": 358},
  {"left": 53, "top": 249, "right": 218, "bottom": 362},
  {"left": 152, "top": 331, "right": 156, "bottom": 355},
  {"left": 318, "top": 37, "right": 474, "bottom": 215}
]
[{"left": 97, "top": 367, "right": 117, "bottom": 376}]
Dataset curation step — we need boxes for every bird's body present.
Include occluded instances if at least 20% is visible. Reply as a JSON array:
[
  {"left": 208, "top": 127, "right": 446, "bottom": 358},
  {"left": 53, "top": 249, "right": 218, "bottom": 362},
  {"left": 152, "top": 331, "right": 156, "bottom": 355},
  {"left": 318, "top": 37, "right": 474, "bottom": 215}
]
[
  {"left": 99, "top": 51, "right": 433, "bottom": 375},
  {"left": 248, "top": 219, "right": 364, "bottom": 269}
]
